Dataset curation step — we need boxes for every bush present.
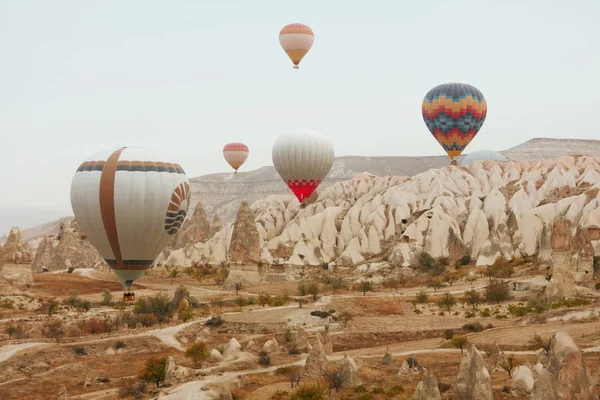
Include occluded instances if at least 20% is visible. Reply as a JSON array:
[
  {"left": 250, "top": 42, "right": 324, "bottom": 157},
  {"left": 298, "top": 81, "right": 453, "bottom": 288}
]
[
  {"left": 115, "top": 340, "right": 126, "bottom": 349},
  {"left": 463, "top": 322, "right": 484, "bottom": 332},
  {"left": 386, "top": 386, "right": 405, "bottom": 396},
  {"left": 415, "top": 290, "right": 429, "bottom": 304},
  {"left": 73, "top": 346, "right": 87, "bottom": 355},
  {"left": 450, "top": 335, "right": 468, "bottom": 352},
  {"left": 437, "top": 292, "right": 456, "bottom": 311},
  {"left": 419, "top": 252, "right": 444, "bottom": 275},
  {"left": 134, "top": 292, "right": 173, "bottom": 324},
  {"left": 485, "top": 279, "right": 511, "bottom": 303},
  {"left": 527, "top": 295, "right": 550, "bottom": 313},
  {"left": 406, "top": 357, "right": 418, "bottom": 368},
  {"left": 460, "top": 255, "right": 472, "bottom": 265},
  {"left": 290, "top": 385, "right": 327, "bottom": 400},
  {"left": 102, "top": 289, "right": 113, "bottom": 306},
  {"left": 508, "top": 304, "right": 528, "bottom": 317},
  {"left": 138, "top": 356, "right": 168, "bottom": 388},
  {"left": 258, "top": 351, "right": 271, "bottom": 366},
  {"left": 445, "top": 329, "right": 455, "bottom": 340},
  {"left": 437, "top": 256, "right": 451, "bottom": 266},
  {"left": 63, "top": 295, "right": 91, "bottom": 312},
  {"left": 206, "top": 315, "right": 224, "bottom": 327},
  {"left": 42, "top": 319, "right": 65, "bottom": 342},
  {"left": 185, "top": 342, "right": 210, "bottom": 368},
  {"left": 479, "top": 308, "right": 491, "bottom": 318},
  {"left": 465, "top": 311, "right": 476, "bottom": 318},
  {"left": 136, "top": 313, "right": 159, "bottom": 327},
  {"left": 528, "top": 333, "right": 550, "bottom": 351}
]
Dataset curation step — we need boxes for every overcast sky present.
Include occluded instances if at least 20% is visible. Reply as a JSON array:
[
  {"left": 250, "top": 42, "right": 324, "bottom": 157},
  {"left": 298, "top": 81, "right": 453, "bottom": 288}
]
[{"left": 1, "top": 0, "right": 599, "bottom": 234}]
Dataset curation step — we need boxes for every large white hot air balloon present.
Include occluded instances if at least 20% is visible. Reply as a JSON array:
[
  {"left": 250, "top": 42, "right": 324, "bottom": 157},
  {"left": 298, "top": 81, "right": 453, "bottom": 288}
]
[
  {"left": 70, "top": 147, "right": 191, "bottom": 300},
  {"left": 272, "top": 129, "right": 334, "bottom": 203}
]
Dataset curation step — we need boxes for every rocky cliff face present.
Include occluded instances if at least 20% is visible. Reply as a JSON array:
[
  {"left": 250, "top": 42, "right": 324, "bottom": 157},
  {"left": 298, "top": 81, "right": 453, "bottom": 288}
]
[{"left": 161, "top": 156, "right": 600, "bottom": 272}]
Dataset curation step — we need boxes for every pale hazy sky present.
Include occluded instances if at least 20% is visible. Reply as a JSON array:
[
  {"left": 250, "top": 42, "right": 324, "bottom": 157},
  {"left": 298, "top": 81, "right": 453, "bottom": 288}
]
[{"left": 1, "top": 0, "right": 599, "bottom": 233}]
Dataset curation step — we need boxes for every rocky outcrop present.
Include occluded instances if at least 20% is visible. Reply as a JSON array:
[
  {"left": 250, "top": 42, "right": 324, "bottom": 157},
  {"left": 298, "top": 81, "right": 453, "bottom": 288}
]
[
  {"left": 304, "top": 337, "right": 329, "bottom": 377},
  {"left": 164, "top": 156, "right": 600, "bottom": 272},
  {"left": 223, "top": 338, "right": 241, "bottom": 360},
  {"left": 413, "top": 370, "right": 441, "bottom": 400},
  {"left": 454, "top": 346, "right": 493, "bottom": 400},
  {"left": 228, "top": 201, "right": 261, "bottom": 264},
  {"left": 531, "top": 368, "right": 559, "bottom": 400},
  {"left": 336, "top": 354, "right": 362, "bottom": 388},
  {"left": 172, "top": 201, "right": 212, "bottom": 248},
  {"left": 1, "top": 227, "right": 33, "bottom": 265},
  {"left": 211, "top": 216, "right": 223, "bottom": 236},
  {"left": 545, "top": 329, "right": 596, "bottom": 399},
  {"left": 545, "top": 271, "right": 577, "bottom": 302},
  {"left": 512, "top": 364, "right": 534, "bottom": 395}
]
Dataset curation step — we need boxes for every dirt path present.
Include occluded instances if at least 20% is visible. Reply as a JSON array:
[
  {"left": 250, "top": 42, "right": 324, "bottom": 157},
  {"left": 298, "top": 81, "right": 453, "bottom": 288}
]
[{"left": 0, "top": 343, "right": 50, "bottom": 363}]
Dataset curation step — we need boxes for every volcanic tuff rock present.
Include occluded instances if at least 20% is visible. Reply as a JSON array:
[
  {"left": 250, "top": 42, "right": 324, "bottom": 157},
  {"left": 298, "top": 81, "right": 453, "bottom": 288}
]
[
  {"left": 31, "top": 220, "right": 105, "bottom": 272},
  {"left": 0, "top": 227, "right": 33, "bottom": 264},
  {"left": 187, "top": 138, "right": 600, "bottom": 225},
  {"left": 413, "top": 370, "right": 441, "bottom": 400},
  {"left": 163, "top": 156, "right": 600, "bottom": 271},
  {"left": 228, "top": 200, "right": 261, "bottom": 264},
  {"left": 454, "top": 346, "right": 493, "bottom": 400},
  {"left": 170, "top": 201, "right": 212, "bottom": 249}
]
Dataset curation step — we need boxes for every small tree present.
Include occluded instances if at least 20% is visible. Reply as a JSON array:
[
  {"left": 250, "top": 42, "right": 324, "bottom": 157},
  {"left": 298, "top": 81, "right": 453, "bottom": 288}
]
[
  {"left": 4, "top": 324, "right": 17, "bottom": 339},
  {"left": 359, "top": 280, "right": 373, "bottom": 296},
  {"left": 42, "top": 319, "right": 65, "bottom": 342},
  {"left": 427, "top": 278, "right": 443, "bottom": 292},
  {"left": 338, "top": 311, "right": 353, "bottom": 327},
  {"left": 233, "top": 281, "right": 243, "bottom": 295},
  {"left": 307, "top": 282, "right": 319, "bottom": 301},
  {"left": 501, "top": 355, "right": 515, "bottom": 378},
  {"left": 102, "top": 289, "right": 113, "bottom": 306},
  {"left": 185, "top": 342, "right": 210, "bottom": 368},
  {"left": 466, "top": 275, "right": 477, "bottom": 286},
  {"left": 138, "top": 356, "right": 168, "bottom": 388},
  {"left": 297, "top": 281, "right": 307, "bottom": 296},
  {"left": 443, "top": 273, "right": 457, "bottom": 287},
  {"left": 485, "top": 279, "right": 511, "bottom": 304},
  {"left": 328, "top": 277, "right": 345, "bottom": 294},
  {"left": 328, "top": 369, "right": 344, "bottom": 393},
  {"left": 464, "top": 289, "right": 482, "bottom": 310},
  {"left": 415, "top": 290, "right": 429, "bottom": 304},
  {"left": 383, "top": 278, "right": 400, "bottom": 294},
  {"left": 437, "top": 292, "right": 456, "bottom": 312},
  {"left": 258, "top": 293, "right": 270, "bottom": 307},
  {"left": 450, "top": 335, "right": 468, "bottom": 353},
  {"left": 296, "top": 298, "right": 308, "bottom": 308}
]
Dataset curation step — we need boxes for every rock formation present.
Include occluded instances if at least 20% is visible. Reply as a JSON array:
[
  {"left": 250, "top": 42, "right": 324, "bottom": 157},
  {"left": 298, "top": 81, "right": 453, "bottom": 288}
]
[
  {"left": 545, "top": 329, "right": 596, "bottom": 399},
  {"left": 413, "top": 370, "right": 441, "bottom": 400},
  {"left": 454, "top": 346, "right": 493, "bottom": 400},
  {"left": 512, "top": 364, "right": 534, "bottom": 395},
  {"left": 211, "top": 215, "right": 223, "bottom": 236},
  {"left": 304, "top": 337, "right": 329, "bottom": 377},
  {"left": 172, "top": 201, "right": 212, "bottom": 248},
  {"left": 0, "top": 227, "right": 34, "bottom": 284},
  {"left": 531, "top": 368, "right": 559, "bottom": 400},
  {"left": 336, "top": 354, "right": 362, "bottom": 388},
  {"left": 30, "top": 220, "right": 104, "bottom": 272},
  {"left": 0, "top": 227, "right": 33, "bottom": 264},
  {"left": 228, "top": 200, "right": 261, "bottom": 264},
  {"left": 223, "top": 338, "right": 241, "bottom": 360},
  {"left": 159, "top": 156, "right": 600, "bottom": 274}
]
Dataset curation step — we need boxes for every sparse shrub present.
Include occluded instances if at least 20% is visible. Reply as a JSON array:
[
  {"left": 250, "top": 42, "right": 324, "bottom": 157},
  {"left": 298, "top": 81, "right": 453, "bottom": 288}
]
[
  {"left": 460, "top": 255, "right": 472, "bottom": 265},
  {"left": 67, "top": 266, "right": 75, "bottom": 273},
  {"left": 185, "top": 342, "right": 210, "bottom": 368},
  {"left": 445, "top": 329, "right": 455, "bottom": 340},
  {"left": 234, "top": 297, "right": 247, "bottom": 308},
  {"left": 210, "top": 297, "right": 224, "bottom": 308},
  {"left": 102, "top": 289, "right": 113, "bottom": 306},
  {"left": 288, "top": 347, "right": 301, "bottom": 355},
  {"left": 180, "top": 308, "right": 194, "bottom": 322},
  {"left": 479, "top": 308, "right": 491, "bottom": 318},
  {"left": 258, "top": 293, "right": 270, "bottom": 307},
  {"left": 508, "top": 304, "right": 529, "bottom": 317},
  {"left": 118, "top": 378, "right": 146, "bottom": 400},
  {"left": 415, "top": 290, "right": 429, "bottom": 304},
  {"left": 437, "top": 256, "right": 450, "bottom": 266},
  {"left": 115, "top": 340, "right": 126, "bottom": 349},
  {"left": 386, "top": 386, "right": 405, "bottom": 396},
  {"left": 485, "top": 279, "right": 511, "bottom": 303},
  {"left": 358, "top": 280, "right": 373, "bottom": 296},
  {"left": 74, "top": 346, "right": 87, "bottom": 355},
  {"left": 138, "top": 356, "right": 168, "bottom": 388},
  {"left": 307, "top": 282, "right": 319, "bottom": 301},
  {"left": 42, "top": 319, "right": 65, "bottom": 342},
  {"left": 134, "top": 292, "right": 173, "bottom": 324},
  {"left": 136, "top": 313, "right": 159, "bottom": 327},
  {"left": 354, "top": 385, "right": 368, "bottom": 393},
  {"left": 337, "top": 311, "right": 354, "bottom": 327},
  {"left": 500, "top": 355, "right": 515, "bottom": 377},
  {"left": 233, "top": 281, "right": 243, "bottom": 295},
  {"left": 438, "top": 382, "right": 452, "bottom": 393},
  {"left": 450, "top": 335, "right": 468, "bottom": 353},
  {"left": 297, "top": 281, "right": 307, "bottom": 296},
  {"left": 4, "top": 321, "right": 28, "bottom": 339},
  {"left": 206, "top": 315, "right": 224, "bottom": 327},
  {"left": 284, "top": 328, "right": 293, "bottom": 343},
  {"left": 427, "top": 278, "right": 443, "bottom": 292},
  {"left": 371, "top": 387, "right": 385, "bottom": 394},
  {"left": 465, "top": 311, "right": 475, "bottom": 318},
  {"left": 406, "top": 357, "right": 418, "bottom": 368},
  {"left": 247, "top": 296, "right": 256, "bottom": 305},
  {"left": 258, "top": 351, "right": 271, "bottom": 366},
  {"left": 291, "top": 385, "right": 327, "bottom": 400},
  {"left": 437, "top": 292, "right": 456, "bottom": 311},
  {"left": 63, "top": 295, "right": 91, "bottom": 312},
  {"left": 528, "top": 333, "right": 550, "bottom": 351},
  {"left": 82, "top": 317, "right": 112, "bottom": 335},
  {"left": 464, "top": 289, "right": 482, "bottom": 310},
  {"left": 463, "top": 322, "right": 484, "bottom": 332}
]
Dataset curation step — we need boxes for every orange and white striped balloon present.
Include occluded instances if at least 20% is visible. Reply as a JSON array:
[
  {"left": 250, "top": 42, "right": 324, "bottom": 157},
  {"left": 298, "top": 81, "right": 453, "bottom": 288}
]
[
  {"left": 279, "top": 23, "right": 314, "bottom": 69},
  {"left": 223, "top": 143, "right": 249, "bottom": 173}
]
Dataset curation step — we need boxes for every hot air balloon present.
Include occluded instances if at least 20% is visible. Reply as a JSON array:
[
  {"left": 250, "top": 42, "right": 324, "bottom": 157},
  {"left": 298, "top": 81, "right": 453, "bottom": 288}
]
[
  {"left": 222, "top": 143, "right": 249, "bottom": 173},
  {"left": 422, "top": 82, "right": 487, "bottom": 165},
  {"left": 272, "top": 129, "right": 334, "bottom": 203},
  {"left": 70, "top": 147, "right": 191, "bottom": 301},
  {"left": 279, "top": 23, "right": 314, "bottom": 69}
]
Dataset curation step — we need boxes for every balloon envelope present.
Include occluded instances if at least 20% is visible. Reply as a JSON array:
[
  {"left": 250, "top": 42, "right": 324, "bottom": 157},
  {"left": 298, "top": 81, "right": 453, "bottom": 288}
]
[
  {"left": 223, "top": 143, "right": 249, "bottom": 172},
  {"left": 70, "top": 147, "right": 191, "bottom": 289},
  {"left": 461, "top": 150, "right": 507, "bottom": 166},
  {"left": 422, "top": 82, "right": 487, "bottom": 161},
  {"left": 272, "top": 129, "right": 334, "bottom": 203},
  {"left": 279, "top": 23, "right": 314, "bottom": 67}
]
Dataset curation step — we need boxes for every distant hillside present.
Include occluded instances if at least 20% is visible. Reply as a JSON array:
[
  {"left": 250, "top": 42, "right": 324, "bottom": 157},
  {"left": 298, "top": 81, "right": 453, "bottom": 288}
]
[
  {"left": 189, "top": 137, "right": 600, "bottom": 223},
  {"left": 0, "top": 216, "right": 73, "bottom": 249}
]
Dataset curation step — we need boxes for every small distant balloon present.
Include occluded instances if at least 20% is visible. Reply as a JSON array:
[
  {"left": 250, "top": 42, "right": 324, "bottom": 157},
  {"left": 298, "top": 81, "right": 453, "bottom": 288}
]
[
  {"left": 279, "top": 23, "right": 314, "bottom": 69},
  {"left": 272, "top": 129, "right": 334, "bottom": 203},
  {"left": 223, "top": 143, "right": 249, "bottom": 173},
  {"left": 422, "top": 82, "right": 487, "bottom": 163}
]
